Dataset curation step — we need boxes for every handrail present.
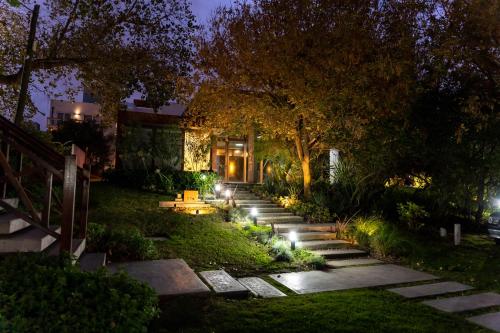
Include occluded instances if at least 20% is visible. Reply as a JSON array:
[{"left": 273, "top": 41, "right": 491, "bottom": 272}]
[
  {"left": 0, "top": 115, "right": 65, "bottom": 169},
  {"left": 0, "top": 114, "right": 90, "bottom": 253}
]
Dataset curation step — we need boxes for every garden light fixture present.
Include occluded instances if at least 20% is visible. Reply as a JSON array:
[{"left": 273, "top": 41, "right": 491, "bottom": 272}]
[
  {"left": 251, "top": 207, "right": 258, "bottom": 226},
  {"left": 496, "top": 198, "right": 500, "bottom": 209},
  {"left": 289, "top": 231, "right": 297, "bottom": 250},
  {"left": 215, "top": 184, "right": 222, "bottom": 192},
  {"left": 225, "top": 189, "right": 231, "bottom": 204}
]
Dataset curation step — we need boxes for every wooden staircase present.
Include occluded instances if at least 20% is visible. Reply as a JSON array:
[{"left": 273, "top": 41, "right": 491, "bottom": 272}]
[{"left": 0, "top": 115, "right": 90, "bottom": 258}]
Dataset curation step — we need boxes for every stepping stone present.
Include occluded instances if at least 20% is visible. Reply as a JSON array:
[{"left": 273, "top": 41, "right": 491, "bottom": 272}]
[
  {"left": 327, "top": 258, "right": 382, "bottom": 268},
  {"left": 199, "top": 270, "right": 249, "bottom": 297},
  {"left": 270, "top": 264, "right": 437, "bottom": 294},
  {"left": 468, "top": 312, "right": 500, "bottom": 332},
  {"left": 422, "top": 292, "right": 500, "bottom": 313},
  {"left": 388, "top": 281, "right": 473, "bottom": 299},
  {"left": 238, "top": 277, "right": 287, "bottom": 298},
  {"left": 79, "top": 252, "right": 107, "bottom": 272},
  {"left": 108, "top": 259, "right": 210, "bottom": 298},
  {"left": 311, "top": 248, "right": 366, "bottom": 259}
]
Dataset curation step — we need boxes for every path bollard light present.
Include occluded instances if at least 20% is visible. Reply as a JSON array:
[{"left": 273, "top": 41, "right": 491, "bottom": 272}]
[
  {"left": 454, "top": 224, "right": 461, "bottom": 246},
  {"left": 251, "top": 207, "right": 258, "bottom": 226},
  {"left": 215, "top": 184, "right": 222, "bottom": 199},
  {"left": 289, "top": 231, "right": 297, "bottom": 250},
  {"left": 225, "top": 189, "right": 231, "bottom": 204},
  {"left": 439, "top": 227, "right": 447, "bottom": 238}
]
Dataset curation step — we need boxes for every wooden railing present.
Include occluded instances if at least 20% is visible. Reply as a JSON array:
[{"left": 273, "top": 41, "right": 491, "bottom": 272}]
[{"left": 0, "top": 115, "right": 90, "bottom": 253}]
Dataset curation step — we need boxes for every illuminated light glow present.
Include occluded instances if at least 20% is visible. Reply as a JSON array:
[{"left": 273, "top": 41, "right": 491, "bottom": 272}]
[
  {"left": 234, "top": 150, "right": 241, "bottom": 154},
  {"left": 201, "top": 174, "right": 206, "bottom": 180},
  {"left": 250, "top": 207, "right": 258, "bottom": 217},
  {"left": 229, "top": 161, "right": 236, "bottom": 175},
  {"left": 74, "top": 108, "right": 81, "bottom": 115},
  {"left": 266, "top": 165, "right": 272, "bottom": 174},
  {"left": 225, "top": 189, "right": 231, "bottom": 198},
  {"left": 235, "top": 143, "right": 244, "bottom": 147},
  {"left": 215, "top": 184, "right": 222, "bottom": 192},
  {"left": 289, "top": 231, "right": 298, "bottom": 242}
]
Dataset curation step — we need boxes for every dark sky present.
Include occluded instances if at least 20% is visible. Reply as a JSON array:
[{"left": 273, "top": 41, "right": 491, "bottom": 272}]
[{"left": 33, "top": 0, "right": 234, "bottom": 129}]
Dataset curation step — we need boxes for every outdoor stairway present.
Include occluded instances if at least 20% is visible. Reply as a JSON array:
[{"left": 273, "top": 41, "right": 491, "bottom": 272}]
[{"left": 223, "top": 183, "right": 376, "bottom": 264}]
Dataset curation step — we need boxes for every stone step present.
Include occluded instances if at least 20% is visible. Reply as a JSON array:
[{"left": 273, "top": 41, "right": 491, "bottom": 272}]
[
  {"left": 0, "top": 198, "right": 19, "bottom": 212},
  {"left": 235, "top": 200, "right": 272, "bottom": 204},
  {"left": 238, "top": 277, "right": 287, "bottom": 298},
  {"left": 297, "top": 239, "right": 350, "bottom": 250},
  {"left": 47, "top": 238, "right": 86, "bottom": 259},
  {"left": 79, "top": 252, "right": 107, "bottom": 272},
  {"left": 238, "top": 203, "right": 279, "bottom": 208},
  {"left": 233, "top": 195, "right": 260, "bottom": 199},
  {"left": 0, "top": 212, "right": 30, "bottom": 234},
  {"left": 258, "top": 216, "right": 305, "bottom": 225},
  {"left": 468, "top": 312, "right": 500, "bottom": 332},
  {"left": 0, "top": 226, "right": 60, "bottom": 252},
  {"left": 274, "top": 223, "right": 337, "bottom": 233},
  {"left": 259, "top": 212, "right": 296, "bottom": 218},
  {"left": 199, "top": 270, "right": 249, "bottom": 298},
  {"left": 326, "top": 258, "right": 383, "bottom": 268},
  {"left": 388, "top": 281, "right": 473, "bottom": 299},
  {"left": 311, "top": 248, "right": 367, "bottom": 259},
  {"left": 280, "top": 231, "right": 337, "bottom": 241},
  {"left": 422, "top": 292, "right": 500, "bottom": 313},
  {"left": 243, "top": 207, "right": 287, "bottom": 213}
]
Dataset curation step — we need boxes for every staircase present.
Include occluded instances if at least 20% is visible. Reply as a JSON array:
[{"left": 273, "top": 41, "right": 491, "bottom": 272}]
[
  {"left": 223, "top": 183, "right": 370, "bottom": 266},
  {"left": 0, "top": 115, "right": 90, "bottom": 258}
]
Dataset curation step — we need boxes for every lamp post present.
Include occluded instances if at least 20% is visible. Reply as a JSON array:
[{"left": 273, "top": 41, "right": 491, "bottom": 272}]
[
  {"left": 251, "top": 207, "right": 258, "bottom": 226},
  {"left": 225, "top": 189, "right": 231, "bottom": 205},
  {"left": 289, "top": 231, "right": 297, "bottom": 250}
]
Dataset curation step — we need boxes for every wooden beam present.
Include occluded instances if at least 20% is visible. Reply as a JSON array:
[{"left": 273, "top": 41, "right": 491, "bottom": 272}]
[
  {"left": 0, "top": 149, "right": 41, "bottom": 224},
  {"left": 42, "top": 171, "right": 53, "bottom": 228},
  {"left": 79, "top": 165, "right": 90, "bottom": 239},
  {"left": 61, "top": 155, "right": 77, "bottom": 253}
]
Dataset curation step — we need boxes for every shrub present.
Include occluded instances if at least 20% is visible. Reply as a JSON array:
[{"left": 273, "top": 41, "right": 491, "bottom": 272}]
[
  {"left": 286, "top": 200, "right": 331, "bottom": 223},
  {"left": 242, "top": 224, "right": 273, "bottom": 244},
  {"left": 87, "top": 223, "right": 158, "bottom": 261},
  {"left": 271, "top": 238, "right": 294, "bottom": 262},
  {"left": 293, "top": 249, "right": 326, "bottom": 269},
  {"left": 0, "top": 254, "right": 158, "bottom": 333},
  {"left": 397, "top": 201, "right": 430, "bottom": 231},
  {"left": 351, "top": 216, "right": 414, "bottom": 258}
]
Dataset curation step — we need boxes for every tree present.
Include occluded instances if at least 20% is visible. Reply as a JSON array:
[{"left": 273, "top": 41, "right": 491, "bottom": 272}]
[
  {"left": 188, "top": 0, "right": 425, "bottom": 198},
  {"left": 0, "top": 0, "right": 196, "bottom": 122},
  {"left": 51, "top": 120, "right": 112, "bottom": 171}
]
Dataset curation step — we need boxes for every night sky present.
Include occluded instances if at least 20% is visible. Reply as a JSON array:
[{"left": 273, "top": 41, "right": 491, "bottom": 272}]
[{"left": 33, "top": 0, "right": 234, "bottom": 129}]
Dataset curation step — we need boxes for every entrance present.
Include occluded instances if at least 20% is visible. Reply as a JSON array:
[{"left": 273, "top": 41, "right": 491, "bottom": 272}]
[{"left": 215, "top": 139, "right": 247, "bottom": 182}]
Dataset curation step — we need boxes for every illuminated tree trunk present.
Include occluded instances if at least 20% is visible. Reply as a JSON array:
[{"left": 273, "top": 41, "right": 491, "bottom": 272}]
[{"left": 294, "top": 117, "right": 312, "bottom": 200}]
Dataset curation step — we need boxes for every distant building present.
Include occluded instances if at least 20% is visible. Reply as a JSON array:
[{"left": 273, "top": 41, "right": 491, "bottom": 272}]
[{"left": 47, "top": 99, "right": 101, "bottom": 131}]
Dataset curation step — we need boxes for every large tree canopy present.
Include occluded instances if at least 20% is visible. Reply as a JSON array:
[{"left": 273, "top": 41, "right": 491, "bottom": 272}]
[
  {"left": 0, "top": 0, "right": 196, "bottom": 121},
  {"left": 188, "top": 0, "right": 427, "bottom": 198}
]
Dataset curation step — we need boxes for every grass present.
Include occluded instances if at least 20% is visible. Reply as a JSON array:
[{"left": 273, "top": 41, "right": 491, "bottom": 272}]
[
  {"left": 89, "top": 183, "right": 292, "bottom": 275},
  {"left": 151, "top": 289, "right": 487, "bottom": 333},
  {"left": 402, "top": 233, "right": 500, "bottom": 292},
  {"left": 89, "top": 184, "right": 497, "bottom": 332}
]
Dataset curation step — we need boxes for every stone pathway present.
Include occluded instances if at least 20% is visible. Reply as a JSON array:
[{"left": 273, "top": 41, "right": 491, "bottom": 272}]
[
  {"left": 238, "top": 277, "right": 287, "bottom": 298},
  {"left": 269, "top": 264, "right": 437, "bottom": 294},
  {"left": 422, "top": 292, "right": 500, "bottom": 313},
  {"left": 199, "top": 270, "right": 249, "bottom": 297},
  {"left": 468, "top": 312, "right": 500, "bottom": 332},
  {"left": 108, "top": 259, "right": 210, "bottom": 298},
  {"left": 388, "top": 281, "right": 473, "bottom": 299},
  {"left": 327, "top": 258, "right": 382, "bottom": 268}
]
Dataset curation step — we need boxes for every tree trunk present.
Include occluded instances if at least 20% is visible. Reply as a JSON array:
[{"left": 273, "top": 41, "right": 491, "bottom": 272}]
[{"left": 294, "top": 119, "right": 312, "bottom": 200}]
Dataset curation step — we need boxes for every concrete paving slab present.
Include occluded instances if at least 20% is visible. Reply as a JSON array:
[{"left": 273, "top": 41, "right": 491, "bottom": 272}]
[
  {"left": 108, "top": 259, "right": 210, "bottom": 297},
  {"left": 327, "top": 258, "right": 382, "bottom": 268},
  {"left": 389, "top": 281, "right": 473, "bottom": 299},
  {"left": 199, "top": 270, "right": 249, "bottom": 297},
  {"left": 311, "top": 248, "right": 366, "bottom": 259},
  {"left": 239, "top": 277, "right": 287, "bottom": 298},
  {"left": 468, "top": 312, "right": 500, "bottom": 332},
  {"left": 270, "top": 264, "right": 437, "bottom": 294},
  {"left": 422, "top": 292, "right": 500, "bottom": 313}
]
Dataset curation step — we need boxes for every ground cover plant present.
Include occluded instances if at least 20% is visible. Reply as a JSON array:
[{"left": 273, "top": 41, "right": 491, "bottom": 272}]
[{"left": 0, "top": 254, "right": 158, "bottom": 333}]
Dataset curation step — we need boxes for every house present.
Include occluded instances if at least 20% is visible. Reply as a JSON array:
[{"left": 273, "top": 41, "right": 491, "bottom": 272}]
[{"left": 116, "top": 100, "right": 264, "bottom": 183}]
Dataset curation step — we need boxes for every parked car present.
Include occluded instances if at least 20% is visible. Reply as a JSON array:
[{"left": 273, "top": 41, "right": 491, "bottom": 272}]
[{"left": 488, "top": 212, "right": 500, "bottom": 244}]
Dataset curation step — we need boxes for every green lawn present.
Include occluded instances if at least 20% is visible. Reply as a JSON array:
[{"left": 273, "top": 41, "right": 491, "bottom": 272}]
[{"left": 89, "top": 184, "right": 496, "bottom": 333}]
